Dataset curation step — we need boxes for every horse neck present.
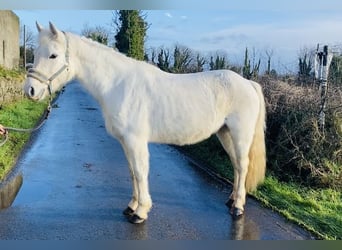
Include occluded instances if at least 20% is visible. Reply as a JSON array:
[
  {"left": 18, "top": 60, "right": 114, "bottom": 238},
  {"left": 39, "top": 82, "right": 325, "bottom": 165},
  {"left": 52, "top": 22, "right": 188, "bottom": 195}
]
[{"left": 68, "top": 33, "right": 133, "bottom": 101}]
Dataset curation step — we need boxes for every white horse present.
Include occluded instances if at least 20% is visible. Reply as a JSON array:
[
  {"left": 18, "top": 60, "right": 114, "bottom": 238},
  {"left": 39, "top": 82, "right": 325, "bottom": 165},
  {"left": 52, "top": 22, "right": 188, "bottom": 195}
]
[{"left": 24, "top": 22, "right": 266, "bottom": 224}]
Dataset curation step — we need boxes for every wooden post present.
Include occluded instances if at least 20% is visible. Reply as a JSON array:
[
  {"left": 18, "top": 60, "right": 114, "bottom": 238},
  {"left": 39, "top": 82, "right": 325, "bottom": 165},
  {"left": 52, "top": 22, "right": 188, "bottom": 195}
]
[{"left": 23, "top": 25, "right": 26, "bottom": 69}]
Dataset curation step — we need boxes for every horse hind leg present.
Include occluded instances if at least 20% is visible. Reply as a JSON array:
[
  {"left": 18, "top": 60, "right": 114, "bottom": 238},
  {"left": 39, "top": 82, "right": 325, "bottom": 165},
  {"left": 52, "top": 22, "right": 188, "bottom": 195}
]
[
  {"left": 216, "top": 126, "right": 238, "bottom": 209},
  {"left": 232, "top": 150, "right": 250, "bottom": 218},
  {"left": 218, "top": 116, "right": 257, "bottom": 219},
  {"left": 216, "top": 125, "right": 248, "bottom": 218},
  {"left": 229, "top": 119, "right": 256, "bottom": 219}
]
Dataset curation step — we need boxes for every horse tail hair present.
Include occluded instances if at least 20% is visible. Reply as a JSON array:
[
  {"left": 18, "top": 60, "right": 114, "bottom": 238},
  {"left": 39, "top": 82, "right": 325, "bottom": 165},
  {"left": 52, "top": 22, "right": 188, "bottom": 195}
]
[{"left": 245, "top": 81, "right": 266, "bottom": 193}]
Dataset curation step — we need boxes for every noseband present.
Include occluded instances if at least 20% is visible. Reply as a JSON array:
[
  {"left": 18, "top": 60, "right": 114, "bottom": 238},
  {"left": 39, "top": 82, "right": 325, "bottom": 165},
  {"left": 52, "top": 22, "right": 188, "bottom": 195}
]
[{"left": 27, "top": 31, "right": 70, "bottom": 96}]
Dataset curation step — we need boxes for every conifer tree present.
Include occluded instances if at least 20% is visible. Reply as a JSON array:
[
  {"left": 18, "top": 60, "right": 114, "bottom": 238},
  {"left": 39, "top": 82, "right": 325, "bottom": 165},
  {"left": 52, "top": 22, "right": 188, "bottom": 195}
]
[{"left": 114, "top": 10, "right": 148, "bottom": 61}]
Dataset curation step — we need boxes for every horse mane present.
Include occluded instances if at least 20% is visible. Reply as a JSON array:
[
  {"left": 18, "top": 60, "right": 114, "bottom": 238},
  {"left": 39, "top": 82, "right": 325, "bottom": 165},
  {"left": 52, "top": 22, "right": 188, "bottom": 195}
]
[
  {"left": 79, "top": 34, "right": 119, "bottom": 54},
  {"left": 73, "top": 32, "right": 161, "bottom": 72}
]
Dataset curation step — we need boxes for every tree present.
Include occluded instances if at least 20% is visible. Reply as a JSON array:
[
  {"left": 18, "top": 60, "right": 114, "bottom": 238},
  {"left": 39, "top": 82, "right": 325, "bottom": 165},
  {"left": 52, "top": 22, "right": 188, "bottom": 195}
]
[
  {"left": 329, "top": 54, "right": 342, "bottom": 86},
  {"left": 114, "top": 10, "right": 149, "bottom": 61},
  {"left": 81, "top": 24, "right": 109, "bottom": 45},
  {"left": 172, "top": 45, "right": 193, "bottom": 73},
  {"left": 157, "top": 48, "right": 171, "bottom": 72},
  {"left": 243, "top": 47, "right": 260, "bottom": 80},
  {"left": 150, "top": 48, "right": 157, "bottom": 65},
  {"left": 193, "top": 53, "right": 206, "bottom": 73},
  {"left": 265, "top": 48, "right": 274, "bottom": 75},
  {"left": 298, "top": 48, "right": 313, "bottom": 85},
  {"left": 20, "top": 25, "right": 35, "bottom": 67},
  {"left": 152, "top": 45, "right": 205, "bottom": 73},
  {"left": 209, "top": 55, "right": 228, "bottom": 70}
]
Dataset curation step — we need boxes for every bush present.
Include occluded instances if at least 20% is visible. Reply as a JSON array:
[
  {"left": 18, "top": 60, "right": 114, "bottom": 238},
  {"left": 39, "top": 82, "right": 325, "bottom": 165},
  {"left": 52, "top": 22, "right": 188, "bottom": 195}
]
[{"left": 262, "top": 78, "right": 341, "bottom": 189}]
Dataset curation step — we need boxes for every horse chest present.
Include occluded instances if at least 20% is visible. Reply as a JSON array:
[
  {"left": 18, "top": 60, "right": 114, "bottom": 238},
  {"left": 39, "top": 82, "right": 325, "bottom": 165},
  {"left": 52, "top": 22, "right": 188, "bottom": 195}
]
[{"left": 101, "top": 97, "right": 149, "bottom": 140}]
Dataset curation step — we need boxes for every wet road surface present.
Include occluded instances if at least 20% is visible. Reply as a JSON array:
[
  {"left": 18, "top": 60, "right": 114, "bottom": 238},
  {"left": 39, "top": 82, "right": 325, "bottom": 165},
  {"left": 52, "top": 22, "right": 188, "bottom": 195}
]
[{"left": 0, "top": 81, "right": 314, "bottom": 239}]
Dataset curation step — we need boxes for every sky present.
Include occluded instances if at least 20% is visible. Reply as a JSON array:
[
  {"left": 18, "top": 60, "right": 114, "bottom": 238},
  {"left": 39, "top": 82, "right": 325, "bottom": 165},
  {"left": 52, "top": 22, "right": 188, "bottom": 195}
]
[{"left": 10, "top": 1, "right": 342, "bottom": 74}]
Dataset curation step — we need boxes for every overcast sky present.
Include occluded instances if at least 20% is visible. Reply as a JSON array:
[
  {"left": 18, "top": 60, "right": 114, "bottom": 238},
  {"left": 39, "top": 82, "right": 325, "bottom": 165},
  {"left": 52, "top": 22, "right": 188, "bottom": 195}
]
[{"left": 12, "top": 1, "right": 342, "bottom": 73}]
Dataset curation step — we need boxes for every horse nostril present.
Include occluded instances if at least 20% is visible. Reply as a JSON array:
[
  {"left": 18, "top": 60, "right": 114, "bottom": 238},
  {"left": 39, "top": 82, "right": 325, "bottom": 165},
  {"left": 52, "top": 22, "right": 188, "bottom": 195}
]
[{"left": 29, "top": 87, "right": 35, "bottom": 97}]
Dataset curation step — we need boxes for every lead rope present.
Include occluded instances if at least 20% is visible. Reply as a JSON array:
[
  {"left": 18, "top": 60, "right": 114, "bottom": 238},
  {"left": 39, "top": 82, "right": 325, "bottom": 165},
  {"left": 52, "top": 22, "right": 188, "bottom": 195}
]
[{"left": 0, "top": 98, "right": 52, "bottom": 147}]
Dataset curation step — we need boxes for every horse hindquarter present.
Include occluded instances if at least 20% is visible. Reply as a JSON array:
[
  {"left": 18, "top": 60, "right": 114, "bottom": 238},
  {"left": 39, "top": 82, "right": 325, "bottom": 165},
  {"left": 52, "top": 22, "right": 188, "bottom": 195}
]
[{"left": 217, "top": 79, "right": 266, "bottom": 216}]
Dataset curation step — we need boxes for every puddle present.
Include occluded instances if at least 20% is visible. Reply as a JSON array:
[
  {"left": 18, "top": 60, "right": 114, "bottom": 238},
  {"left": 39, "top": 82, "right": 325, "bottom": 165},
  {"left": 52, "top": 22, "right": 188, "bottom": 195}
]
[{"left": 0, "top": 174, "right": 23, "bottom": 209}]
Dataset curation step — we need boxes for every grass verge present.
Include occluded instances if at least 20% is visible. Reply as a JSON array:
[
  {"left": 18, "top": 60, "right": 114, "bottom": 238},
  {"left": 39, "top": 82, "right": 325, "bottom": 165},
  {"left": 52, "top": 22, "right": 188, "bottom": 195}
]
[
  {"left": 0, "top": 98, "right": 48, "bottom": 180},
  {"left": 181, "top": 136, "right": 342, "bottom": 240}
]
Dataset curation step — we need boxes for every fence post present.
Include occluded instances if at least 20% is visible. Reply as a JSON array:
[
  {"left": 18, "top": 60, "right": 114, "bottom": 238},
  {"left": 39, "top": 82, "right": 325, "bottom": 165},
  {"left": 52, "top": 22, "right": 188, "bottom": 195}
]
[
  {"left": 23, "top": 25, "right": 26, "bottom": 69},
  {"left": 315, "top": 45, "right": 333, "bottom": 135}
]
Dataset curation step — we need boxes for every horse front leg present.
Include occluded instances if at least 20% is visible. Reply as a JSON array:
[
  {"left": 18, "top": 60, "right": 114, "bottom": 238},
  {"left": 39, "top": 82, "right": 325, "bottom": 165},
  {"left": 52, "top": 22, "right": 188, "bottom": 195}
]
[
  {"left": 122, "top": 159, "right": 139, "bottom": 217},
  {"left": 121, "top": 136, "right": 152, "bottom": 224}
]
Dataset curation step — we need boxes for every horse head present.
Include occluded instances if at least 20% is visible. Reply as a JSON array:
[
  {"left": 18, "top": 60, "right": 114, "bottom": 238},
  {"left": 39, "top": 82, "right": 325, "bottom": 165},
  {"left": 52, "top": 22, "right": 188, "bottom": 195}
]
[{"left": 24, "top": 22, "right": 72, "bottom": 101}]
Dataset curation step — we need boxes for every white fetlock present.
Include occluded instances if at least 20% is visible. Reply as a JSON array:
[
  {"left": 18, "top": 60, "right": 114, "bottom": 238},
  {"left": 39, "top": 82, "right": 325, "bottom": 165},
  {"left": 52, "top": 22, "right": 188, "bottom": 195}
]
[
  {"left": 128, "top": 199, "right": 138, "bottom": 211},
  {"left": 135, "top": 206, "right": 149, "bottom": 221}
]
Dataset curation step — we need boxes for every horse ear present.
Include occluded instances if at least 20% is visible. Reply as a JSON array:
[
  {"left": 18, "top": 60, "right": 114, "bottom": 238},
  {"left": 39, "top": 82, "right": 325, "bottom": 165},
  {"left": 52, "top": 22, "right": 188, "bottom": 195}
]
[
  {"left": 49, "top": 22, "right": 59, "bottom": 38},
  {"left": 36, "top": 21, "right": 43, "bottom": 32}
]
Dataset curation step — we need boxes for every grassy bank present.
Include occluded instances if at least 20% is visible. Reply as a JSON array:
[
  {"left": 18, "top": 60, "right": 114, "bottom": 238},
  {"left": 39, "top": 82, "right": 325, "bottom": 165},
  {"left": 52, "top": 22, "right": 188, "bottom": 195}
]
[
  {"left": 0, "top": 98, "right": 48, "bottom": 180},
  {"left": 181, "top": 138, "right": 341, "bottom": 240},
  {"left": 0, "top": 66, "right": 48, "bottom": 180},
  {"left": 256, "top": 176, "right": 341, "bottom": 240}
]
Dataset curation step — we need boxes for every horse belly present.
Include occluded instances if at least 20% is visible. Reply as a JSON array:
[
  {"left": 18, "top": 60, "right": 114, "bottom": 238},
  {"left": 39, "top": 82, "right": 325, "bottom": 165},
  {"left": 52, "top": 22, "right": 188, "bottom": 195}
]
[
  {"left": 148, "top": 83, "right": 230, "bottom": 145},
  {"left": 149, "top": 109, "right": 224, "bottom": 146}
]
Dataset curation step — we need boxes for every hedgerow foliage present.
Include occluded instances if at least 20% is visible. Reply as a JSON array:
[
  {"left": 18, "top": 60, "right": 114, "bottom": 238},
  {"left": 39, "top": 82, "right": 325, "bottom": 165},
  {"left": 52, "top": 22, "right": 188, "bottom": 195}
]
[{"left": 261, "top": 77, "right": 341, "bottom": 189}]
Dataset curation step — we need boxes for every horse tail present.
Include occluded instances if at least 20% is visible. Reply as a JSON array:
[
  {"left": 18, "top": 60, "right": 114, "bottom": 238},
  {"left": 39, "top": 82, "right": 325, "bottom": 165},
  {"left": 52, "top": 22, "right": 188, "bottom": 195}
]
[{"left": 245, "top": 81, "right": 266, "bottom": 193}]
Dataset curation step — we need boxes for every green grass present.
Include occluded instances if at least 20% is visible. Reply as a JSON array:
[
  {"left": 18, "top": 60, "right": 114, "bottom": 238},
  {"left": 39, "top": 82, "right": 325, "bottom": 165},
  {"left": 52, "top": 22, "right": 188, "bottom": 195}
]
[
  {"left": 0, "top": 66, "right": 24, "bottom": 80},
  {"left": 181, "top": 136, "right": 342, "bottom": 240},
  {"left": 254, "top": 176, "right": 341, "bottom": 240},
  {"left": 0, "top": 98, "right": 48, "bottom": 180}
]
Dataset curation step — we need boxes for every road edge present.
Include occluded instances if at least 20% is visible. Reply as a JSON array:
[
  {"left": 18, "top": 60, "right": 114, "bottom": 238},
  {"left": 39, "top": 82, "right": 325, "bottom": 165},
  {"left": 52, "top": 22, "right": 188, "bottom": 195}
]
[{"left": 0, "top": 88, "right": 64, "bottom": 209}]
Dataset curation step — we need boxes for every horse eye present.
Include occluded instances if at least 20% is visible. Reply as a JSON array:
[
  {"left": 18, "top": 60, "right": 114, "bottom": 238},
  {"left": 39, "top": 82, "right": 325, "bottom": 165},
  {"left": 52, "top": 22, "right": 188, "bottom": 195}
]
[{"left": 49, "top": 54, "right": 58, "bottom": 59}]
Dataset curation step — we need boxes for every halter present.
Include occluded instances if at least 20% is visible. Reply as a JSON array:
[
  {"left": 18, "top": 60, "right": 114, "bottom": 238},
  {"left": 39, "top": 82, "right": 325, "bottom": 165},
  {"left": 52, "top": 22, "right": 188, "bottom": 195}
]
[
  {"left": 0, "top": 31, "right": 70, "bottom": 147},
  {"left": 26, "top": 31, "right": 70, "bottom": 96}
]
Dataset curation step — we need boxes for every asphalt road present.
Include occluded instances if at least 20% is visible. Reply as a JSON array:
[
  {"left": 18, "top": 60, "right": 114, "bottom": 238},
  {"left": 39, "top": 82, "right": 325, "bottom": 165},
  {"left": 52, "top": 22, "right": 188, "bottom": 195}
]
[{"left": 0, "top": 81, "right": 314, "bottom": 239}]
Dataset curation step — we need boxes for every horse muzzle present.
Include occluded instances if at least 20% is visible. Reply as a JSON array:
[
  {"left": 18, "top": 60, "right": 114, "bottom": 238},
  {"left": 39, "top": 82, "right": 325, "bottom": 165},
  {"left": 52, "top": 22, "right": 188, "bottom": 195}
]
[{"left": 23, "top": 78, "right": 48, "bottom": 101}]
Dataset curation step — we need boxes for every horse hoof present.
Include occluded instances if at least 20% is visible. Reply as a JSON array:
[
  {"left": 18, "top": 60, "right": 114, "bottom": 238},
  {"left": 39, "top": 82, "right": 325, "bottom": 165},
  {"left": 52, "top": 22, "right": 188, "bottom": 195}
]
[
  {"left": 232, "top": 208, "right": 244, "bottom": 220},
  {"left": 123, "top": 207, "right": 135, "bottom": 217},
  {"left": 225, "top": 198, "right": 234, "bottom": 208},
  {"left": 128, "top": 214, "right": 145, "bottom": 224}
]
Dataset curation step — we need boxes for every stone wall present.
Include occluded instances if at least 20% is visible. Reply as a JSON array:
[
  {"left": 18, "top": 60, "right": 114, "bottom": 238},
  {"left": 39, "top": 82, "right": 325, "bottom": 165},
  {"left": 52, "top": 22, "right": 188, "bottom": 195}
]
[{"left": 0, "top": 11, "right": 20, "bottom": 69}]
